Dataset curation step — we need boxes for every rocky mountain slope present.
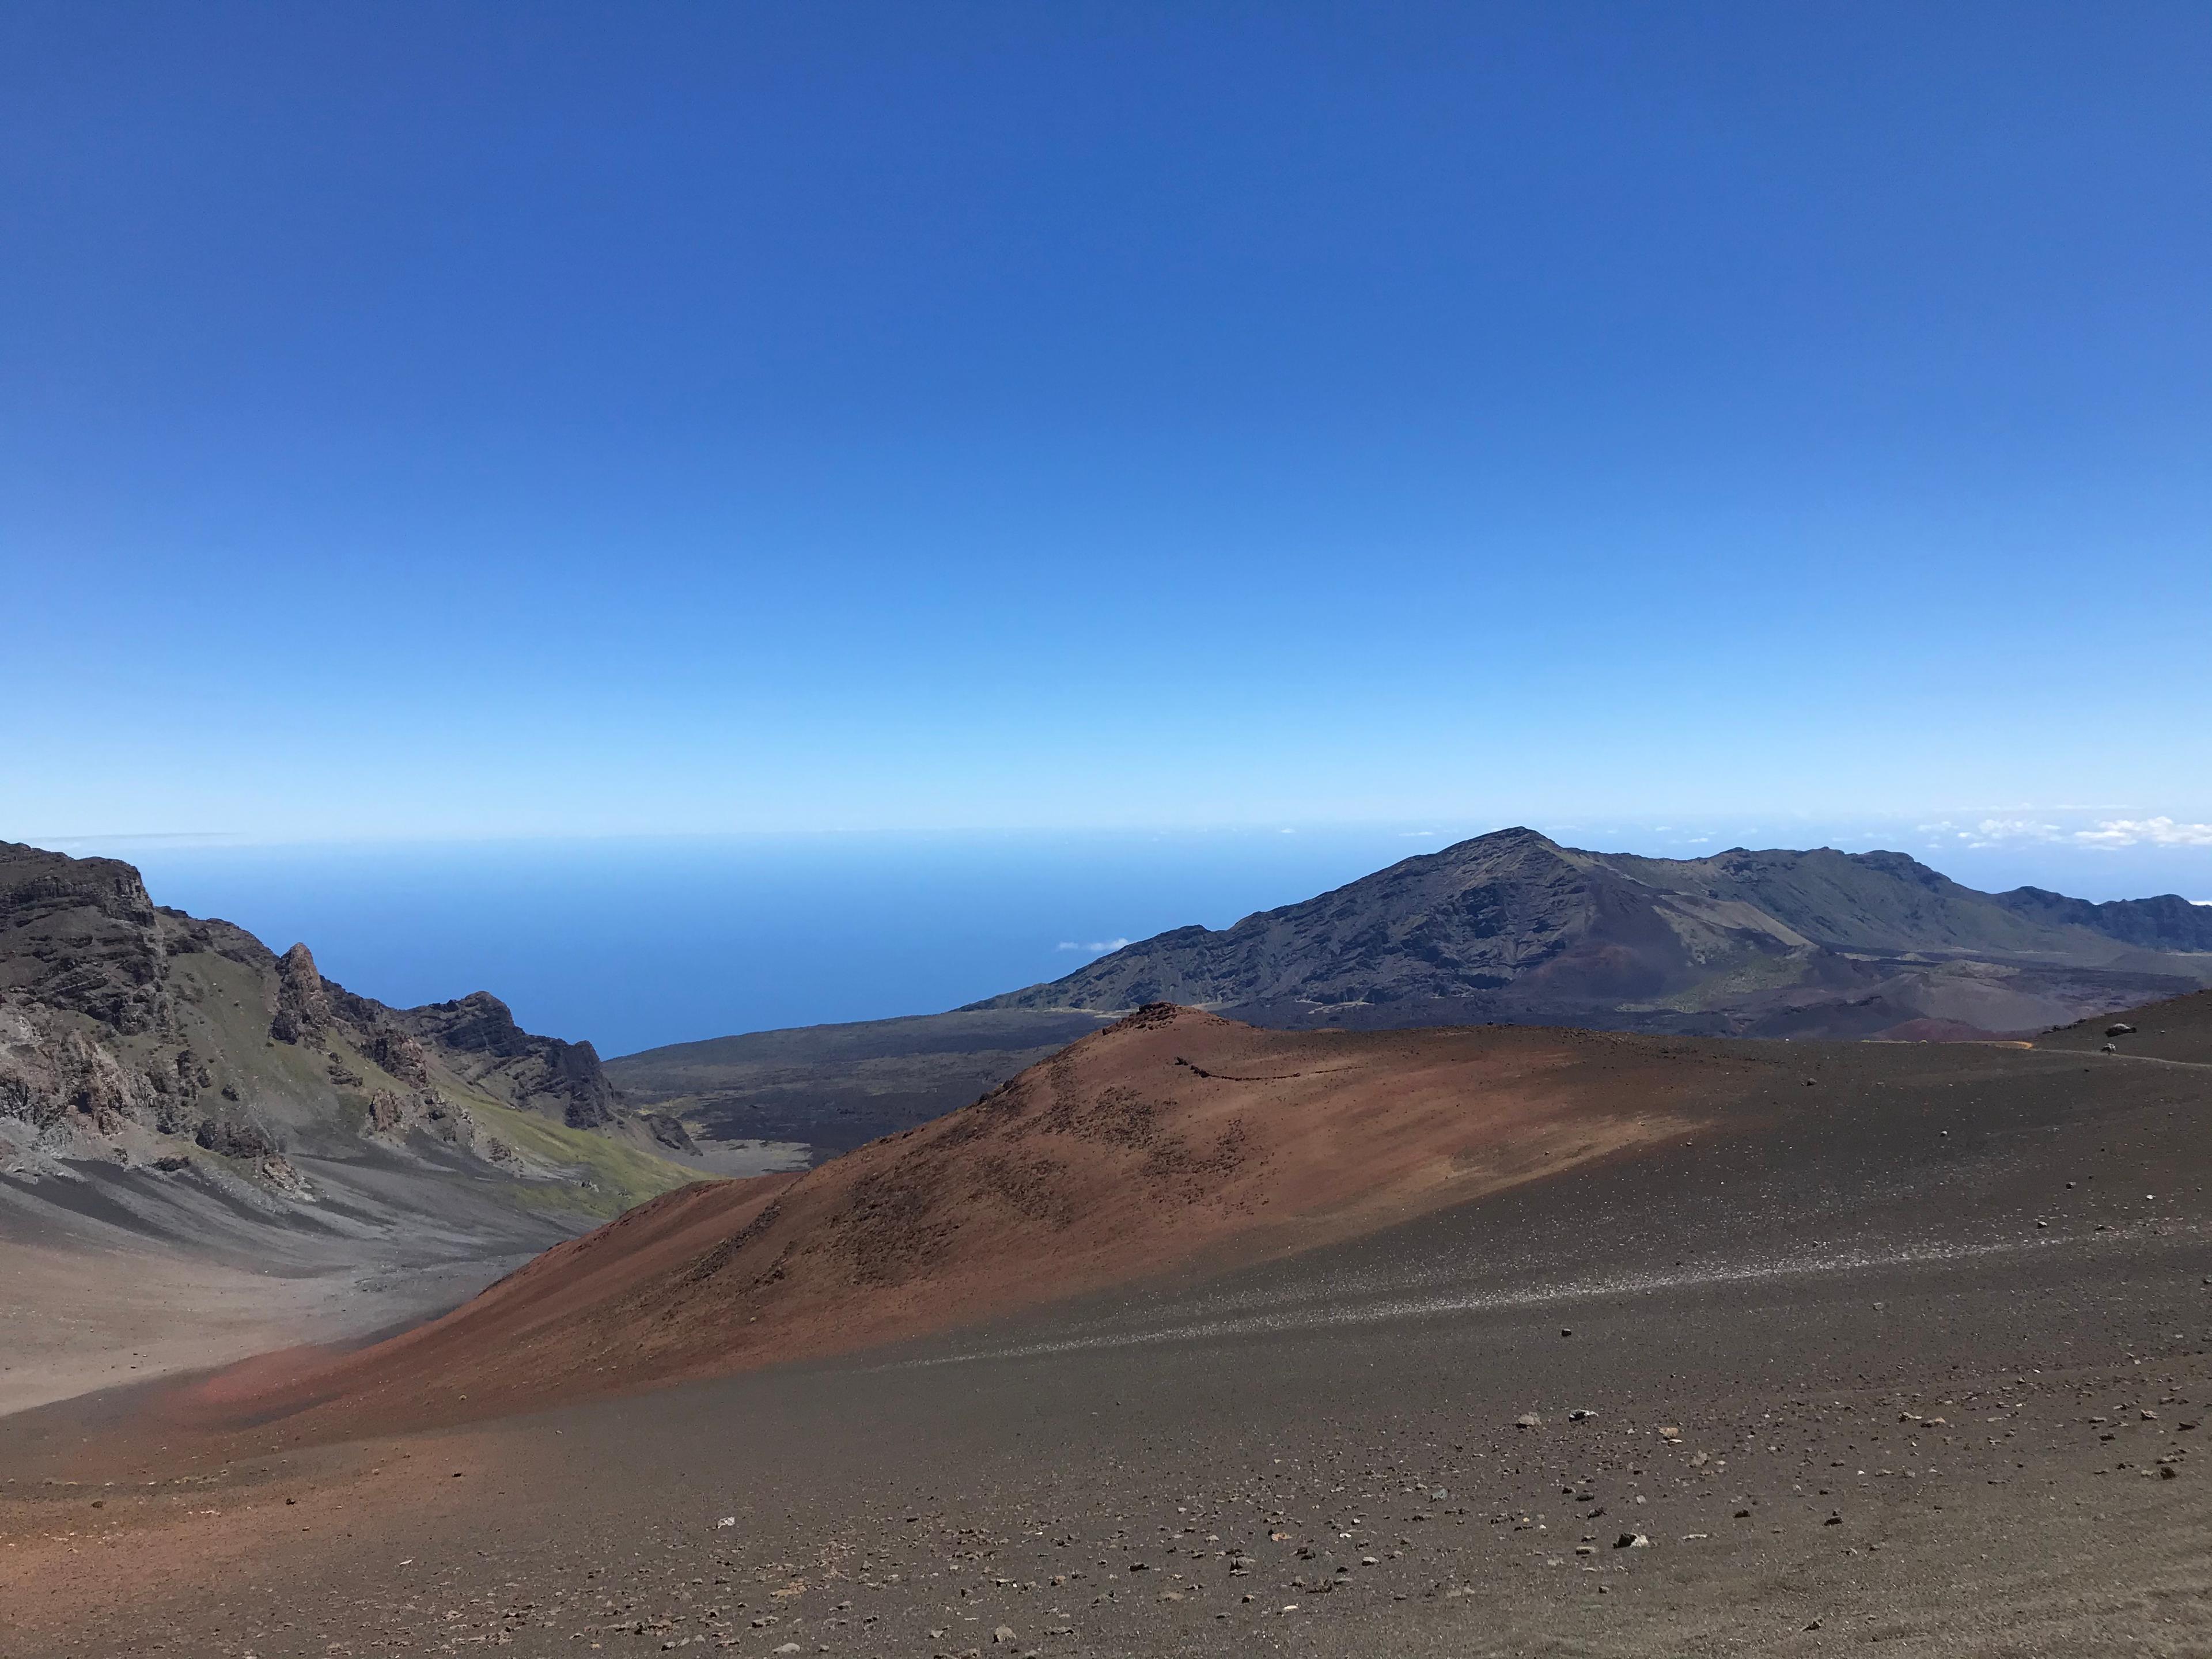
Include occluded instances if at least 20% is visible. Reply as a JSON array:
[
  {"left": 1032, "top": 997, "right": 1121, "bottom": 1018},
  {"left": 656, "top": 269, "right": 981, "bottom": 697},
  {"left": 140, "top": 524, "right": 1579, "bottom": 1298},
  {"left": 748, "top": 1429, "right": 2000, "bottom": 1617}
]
[
  {"left": 976, "top": 827, "right": 2212, "bottom": 1039},
  {"left": 0, "top": 840, "right": 702, "bottom": 1358}
]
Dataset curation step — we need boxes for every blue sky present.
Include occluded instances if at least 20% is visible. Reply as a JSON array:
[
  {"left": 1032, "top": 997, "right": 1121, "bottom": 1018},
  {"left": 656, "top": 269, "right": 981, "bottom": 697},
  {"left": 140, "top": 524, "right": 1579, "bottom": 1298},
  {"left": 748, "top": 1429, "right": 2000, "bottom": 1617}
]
[{"left": 6, "top": 1, "right": 2209, "bottom": 844}]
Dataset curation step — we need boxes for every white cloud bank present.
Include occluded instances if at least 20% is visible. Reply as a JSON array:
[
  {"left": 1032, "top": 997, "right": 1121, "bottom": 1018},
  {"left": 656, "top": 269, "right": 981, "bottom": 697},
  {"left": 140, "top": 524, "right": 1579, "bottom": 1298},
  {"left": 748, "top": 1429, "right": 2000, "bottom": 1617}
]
[
  {"left": 2073, "top": 817, "right": 2212, "bottom": 849},
  {"left": 1916, "top": 815, "right": 2212, "bottom": 850},
  {"left": 1056, "top": 937, "right": 1132, "bottom": 955}
]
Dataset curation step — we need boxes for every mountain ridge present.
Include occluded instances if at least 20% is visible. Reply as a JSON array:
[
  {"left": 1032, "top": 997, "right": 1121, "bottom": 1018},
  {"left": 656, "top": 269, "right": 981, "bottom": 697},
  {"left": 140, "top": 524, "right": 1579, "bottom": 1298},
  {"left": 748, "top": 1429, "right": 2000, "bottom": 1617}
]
[
  {"left": 1, "top": 839, "right": 700, "bottom": 1244},
  {"left": 968, "top": 827, "right": 2212, "bottom": 1036},
  {"left": 607, "top": 829, "right": 2212, "bottom": 1162}
]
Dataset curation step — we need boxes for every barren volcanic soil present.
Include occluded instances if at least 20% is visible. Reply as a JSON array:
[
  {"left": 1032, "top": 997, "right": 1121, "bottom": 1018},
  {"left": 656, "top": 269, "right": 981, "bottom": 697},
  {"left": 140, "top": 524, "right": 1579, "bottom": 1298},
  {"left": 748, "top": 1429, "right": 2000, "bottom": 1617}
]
[
  {"left": 162, "top": 1007, "right": 1731, "bottom": 1435},
  {"left": 5, "top": 1001, "right": 2212, "bottom": 1657}
]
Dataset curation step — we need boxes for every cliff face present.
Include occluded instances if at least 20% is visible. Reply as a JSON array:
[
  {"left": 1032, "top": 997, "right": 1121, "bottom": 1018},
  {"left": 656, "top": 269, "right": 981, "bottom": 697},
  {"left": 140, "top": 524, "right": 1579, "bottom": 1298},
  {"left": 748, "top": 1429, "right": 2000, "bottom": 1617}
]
[
  {"left": 0, "top": 841, "right": 691, "bottom": 1202},
  {"left": 0, "top": 846, "right": 173, "bottom": 1032},
  {"left": 397, "top": 991, "right": 624, "bottom": 1129}
]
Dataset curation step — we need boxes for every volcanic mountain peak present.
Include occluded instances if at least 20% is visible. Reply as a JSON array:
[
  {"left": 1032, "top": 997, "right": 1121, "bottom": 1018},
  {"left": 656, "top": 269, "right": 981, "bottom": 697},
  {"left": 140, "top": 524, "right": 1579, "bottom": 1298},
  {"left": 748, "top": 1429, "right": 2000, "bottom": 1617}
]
[
  {"left": 604, "top": 832, "right": 2212, "bottom": 1165},
  {"left": 969, "top": 827, "right": 2212, "bottom": 1040}
]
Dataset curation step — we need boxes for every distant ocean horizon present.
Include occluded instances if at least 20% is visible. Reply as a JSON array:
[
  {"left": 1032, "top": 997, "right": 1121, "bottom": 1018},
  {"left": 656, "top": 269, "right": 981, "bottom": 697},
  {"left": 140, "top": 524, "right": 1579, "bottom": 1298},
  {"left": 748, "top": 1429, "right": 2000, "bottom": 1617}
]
[{"left": 34, "top": 819, "right": 2212, "bottom": 1059}]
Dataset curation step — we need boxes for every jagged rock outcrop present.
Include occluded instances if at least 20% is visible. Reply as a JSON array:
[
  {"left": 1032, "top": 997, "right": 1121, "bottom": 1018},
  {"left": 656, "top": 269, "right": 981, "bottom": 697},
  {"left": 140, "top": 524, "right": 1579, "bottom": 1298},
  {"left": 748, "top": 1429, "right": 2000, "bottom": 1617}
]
[
  {"left": 269, "top": 942, "right": 333, "bottom": 1044},
  {"left": 366, "top": 1088, "right": 412, "bottom": 1135},
  {"left": 0, "top": 840, "right": 695, "bottom": 1183},
  {"left": 362, "top": 1024, "right": 433, "bottom": 1089},
  {"left": 399, "top": 991, "right": 629, "bottom": 1131},
  {"left": 0, "top": 844, "right": 171, "bottom": 1033},
  {"left": 194, "top": 1115, "right": 278, "bottom": 1159}
]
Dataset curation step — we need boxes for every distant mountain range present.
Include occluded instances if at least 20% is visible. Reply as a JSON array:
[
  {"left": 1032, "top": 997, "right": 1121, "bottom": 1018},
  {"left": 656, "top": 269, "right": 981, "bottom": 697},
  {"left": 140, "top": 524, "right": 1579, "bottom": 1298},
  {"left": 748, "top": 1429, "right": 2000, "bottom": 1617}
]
[
  {"left": 14, "top": 830, "right": 2204, "bottom": 1187},
  {"left": 974, "top": 827, "right": 2212, "bottom": 1036},
  {"left": 613, "top": 829, "right": 2212, "bottom": 1156},
  {"left": 1, "top": 841, "right": 699, "bottom": 1259}
]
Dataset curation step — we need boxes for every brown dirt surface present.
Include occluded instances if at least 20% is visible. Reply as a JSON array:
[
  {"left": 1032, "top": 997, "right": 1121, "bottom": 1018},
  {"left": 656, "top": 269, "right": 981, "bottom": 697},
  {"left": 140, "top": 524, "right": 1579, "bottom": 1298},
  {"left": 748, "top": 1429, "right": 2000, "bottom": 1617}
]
[
  {"left": 166, "top": 1007, "right": 1728, "bottom": 1435},
  {"left": 2041, "top": 986, "right": 2212, "bottom": 1064},
  {"left": 7, "top": 988, "right": 2212, "bottom": 1657}
]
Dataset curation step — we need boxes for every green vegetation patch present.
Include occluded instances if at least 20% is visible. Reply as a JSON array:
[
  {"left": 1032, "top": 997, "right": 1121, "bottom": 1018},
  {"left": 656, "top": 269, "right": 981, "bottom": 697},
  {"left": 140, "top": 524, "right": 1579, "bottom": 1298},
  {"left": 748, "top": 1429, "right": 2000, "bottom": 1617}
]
[{"left": 464, "top": 1094, "right": 702, "bottom": 1221}]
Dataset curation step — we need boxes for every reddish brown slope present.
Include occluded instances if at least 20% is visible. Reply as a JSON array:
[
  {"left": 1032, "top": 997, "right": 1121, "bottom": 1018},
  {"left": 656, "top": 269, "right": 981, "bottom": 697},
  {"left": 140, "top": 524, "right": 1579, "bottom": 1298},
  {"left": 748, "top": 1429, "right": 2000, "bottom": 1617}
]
[{"left": 211, "top": 1006, "right": 1755, "bottom": 1434}]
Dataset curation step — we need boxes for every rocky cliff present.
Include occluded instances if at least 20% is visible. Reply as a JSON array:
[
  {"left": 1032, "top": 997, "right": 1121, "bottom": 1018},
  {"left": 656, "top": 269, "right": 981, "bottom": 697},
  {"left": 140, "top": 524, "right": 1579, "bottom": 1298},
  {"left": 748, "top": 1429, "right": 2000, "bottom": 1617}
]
[{"left": 0, "top": 841, "right": 694, "bottom": 1207}]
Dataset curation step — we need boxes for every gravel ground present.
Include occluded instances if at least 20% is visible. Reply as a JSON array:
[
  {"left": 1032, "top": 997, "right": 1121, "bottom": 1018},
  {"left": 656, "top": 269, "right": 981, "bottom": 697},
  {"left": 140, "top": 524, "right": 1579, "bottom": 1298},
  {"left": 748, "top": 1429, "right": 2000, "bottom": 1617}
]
[{"left": 6, "top": 1032, "right": 2211, "bottom": 1657}]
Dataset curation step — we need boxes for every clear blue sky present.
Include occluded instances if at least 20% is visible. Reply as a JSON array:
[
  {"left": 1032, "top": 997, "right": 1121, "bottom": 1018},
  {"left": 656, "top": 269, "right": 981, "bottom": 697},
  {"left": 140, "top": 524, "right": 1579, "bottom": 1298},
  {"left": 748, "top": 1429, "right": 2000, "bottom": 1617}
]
[{"left": 6, "top": 1, "right": 2209, "bottom": 842}]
